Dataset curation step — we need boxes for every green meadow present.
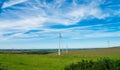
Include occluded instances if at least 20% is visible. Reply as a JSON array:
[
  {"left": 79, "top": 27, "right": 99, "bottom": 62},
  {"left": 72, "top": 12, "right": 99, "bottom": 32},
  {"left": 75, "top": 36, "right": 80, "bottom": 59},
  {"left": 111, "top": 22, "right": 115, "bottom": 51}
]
[{"left": 0, "top": 47, "right": 120, "bottom": 70}]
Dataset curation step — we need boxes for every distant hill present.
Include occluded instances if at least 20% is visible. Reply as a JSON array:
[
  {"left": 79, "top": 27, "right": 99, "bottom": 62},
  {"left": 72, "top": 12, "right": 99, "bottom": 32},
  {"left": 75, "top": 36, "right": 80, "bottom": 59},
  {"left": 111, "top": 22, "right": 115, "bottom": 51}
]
[
  {"left": 108, "top": 46, "right": 120, "bottom": 49},
  {"left": 64, "top": 46, "right": 120, "bottom": 55}
]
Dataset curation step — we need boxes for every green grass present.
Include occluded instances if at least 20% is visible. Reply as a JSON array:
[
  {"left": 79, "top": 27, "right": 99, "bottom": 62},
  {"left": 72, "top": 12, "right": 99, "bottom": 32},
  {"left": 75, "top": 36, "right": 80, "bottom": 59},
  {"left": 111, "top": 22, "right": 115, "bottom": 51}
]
[{"left": 0, "top": 47, "right": 120, "bottom": 70}]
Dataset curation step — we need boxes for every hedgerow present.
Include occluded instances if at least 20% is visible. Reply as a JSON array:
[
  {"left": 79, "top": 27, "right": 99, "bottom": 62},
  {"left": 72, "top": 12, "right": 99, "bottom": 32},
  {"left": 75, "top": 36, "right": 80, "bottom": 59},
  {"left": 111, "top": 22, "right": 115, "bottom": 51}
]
[
  {"left": 0, "top": 63, "right": 5, "bottom": 70},
  {"left": 64, "top": 58, "right": 120, "bottom": 70}
]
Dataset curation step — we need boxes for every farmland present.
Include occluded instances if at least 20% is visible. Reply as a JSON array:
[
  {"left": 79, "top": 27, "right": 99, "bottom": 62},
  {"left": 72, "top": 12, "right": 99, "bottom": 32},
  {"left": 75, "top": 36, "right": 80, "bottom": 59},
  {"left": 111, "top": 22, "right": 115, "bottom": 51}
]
[{"left": 0, "top": 47, "right": 120, "bottom": 70}]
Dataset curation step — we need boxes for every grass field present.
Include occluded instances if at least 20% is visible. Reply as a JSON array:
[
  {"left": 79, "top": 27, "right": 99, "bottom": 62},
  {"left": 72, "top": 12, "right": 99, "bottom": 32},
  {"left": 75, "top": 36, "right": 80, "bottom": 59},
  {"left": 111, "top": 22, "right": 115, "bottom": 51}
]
[{"left": 0, "top": 47, "right": 120, "bottom": 70}]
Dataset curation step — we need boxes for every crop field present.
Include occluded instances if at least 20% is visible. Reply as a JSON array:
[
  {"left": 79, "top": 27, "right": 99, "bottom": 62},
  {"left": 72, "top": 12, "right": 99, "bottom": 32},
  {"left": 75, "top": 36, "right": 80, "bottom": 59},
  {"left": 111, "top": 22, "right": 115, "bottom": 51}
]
[{"left": 0, "top": 47, "right": 120, "bottom": 70}]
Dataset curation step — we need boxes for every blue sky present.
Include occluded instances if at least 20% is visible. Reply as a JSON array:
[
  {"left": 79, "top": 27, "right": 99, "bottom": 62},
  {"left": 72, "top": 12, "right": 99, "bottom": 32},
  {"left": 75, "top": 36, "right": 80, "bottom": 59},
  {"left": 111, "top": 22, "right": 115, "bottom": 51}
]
[{"left": 0, "top": 0, "right": 120, "bottom": 49}]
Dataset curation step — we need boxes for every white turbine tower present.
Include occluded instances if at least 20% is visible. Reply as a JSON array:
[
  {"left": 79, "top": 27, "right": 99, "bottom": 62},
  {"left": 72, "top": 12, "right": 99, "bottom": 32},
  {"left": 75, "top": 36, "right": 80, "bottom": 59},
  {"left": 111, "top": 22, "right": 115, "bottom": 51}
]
[{"left": 58, "top": 33, "right": 62, "bottom": 55}]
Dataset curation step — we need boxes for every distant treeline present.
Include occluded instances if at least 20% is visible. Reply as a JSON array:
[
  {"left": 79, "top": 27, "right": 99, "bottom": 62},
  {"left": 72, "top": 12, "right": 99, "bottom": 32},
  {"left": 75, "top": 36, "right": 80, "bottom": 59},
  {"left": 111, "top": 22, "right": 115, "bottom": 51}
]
[
  {"left": 0, "top": 50, "right": 53, "bottom": 54},
  {"left": 65, "top": 58, "right": 120, "bottom": 70}
]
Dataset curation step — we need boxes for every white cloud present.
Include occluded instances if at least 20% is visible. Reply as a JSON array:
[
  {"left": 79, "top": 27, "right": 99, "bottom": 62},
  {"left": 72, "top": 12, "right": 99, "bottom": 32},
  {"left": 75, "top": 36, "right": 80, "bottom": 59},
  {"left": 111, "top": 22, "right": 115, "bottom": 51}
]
[
  {"left": 0, "top": 0, "right": 116, "bottom": 40},
  {"left": 84, "top": 31, "right": 120, "bottom": 38},
  {"left": 66, "top": 1, "right": 109, "bottom": 24},
  {"left": 0, "top": 16, "right": 47, "bottom": 29},
  {"left": 48, "top": 24, "right": 120, "bottom": 40},
  {"left": 2, "top": 0, "right": 27, "bottom": 8},
  {"left": 0, "top": 16, "right": 47, "bottom": 40}
]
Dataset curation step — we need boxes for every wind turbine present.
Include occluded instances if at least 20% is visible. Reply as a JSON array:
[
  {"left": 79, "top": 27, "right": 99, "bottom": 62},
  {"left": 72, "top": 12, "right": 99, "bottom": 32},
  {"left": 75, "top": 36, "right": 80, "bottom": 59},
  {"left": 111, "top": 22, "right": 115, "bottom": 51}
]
[{"left": 58, "top": 33, "right": 62, "bottom": 55}]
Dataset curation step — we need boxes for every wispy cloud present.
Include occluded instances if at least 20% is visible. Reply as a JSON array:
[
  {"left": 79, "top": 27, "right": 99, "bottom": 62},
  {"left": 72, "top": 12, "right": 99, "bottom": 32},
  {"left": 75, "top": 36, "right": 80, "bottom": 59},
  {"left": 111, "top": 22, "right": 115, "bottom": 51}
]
[
  {"left": 0, "top": 0, "right": 119, "bottom": 40},
  {"left": 2, "top": 0, "right": 27, "bottom": 8}
]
